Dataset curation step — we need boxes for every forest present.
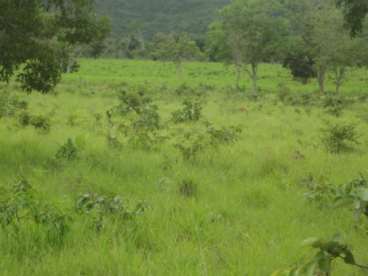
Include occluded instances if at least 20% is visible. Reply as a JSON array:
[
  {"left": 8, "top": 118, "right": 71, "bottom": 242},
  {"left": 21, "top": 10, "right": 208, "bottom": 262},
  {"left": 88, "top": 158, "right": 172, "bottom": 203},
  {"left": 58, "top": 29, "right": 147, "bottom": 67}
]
[{"left": 0, "top": 0, "right": 368, "bottom": 275}]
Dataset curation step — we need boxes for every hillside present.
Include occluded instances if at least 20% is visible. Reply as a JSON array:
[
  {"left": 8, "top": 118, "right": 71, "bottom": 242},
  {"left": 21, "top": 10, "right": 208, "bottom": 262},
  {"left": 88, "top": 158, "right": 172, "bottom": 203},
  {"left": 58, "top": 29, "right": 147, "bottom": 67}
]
[{"left": 95, "top": 0, "right": 230, "bottom": 38}]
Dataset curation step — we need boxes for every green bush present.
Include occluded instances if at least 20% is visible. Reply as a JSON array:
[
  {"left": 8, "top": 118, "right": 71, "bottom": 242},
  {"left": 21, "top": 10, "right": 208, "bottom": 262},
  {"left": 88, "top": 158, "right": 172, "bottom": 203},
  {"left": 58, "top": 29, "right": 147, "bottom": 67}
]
[{"left": 322, "top": 122, "right": 360, "bottom": 153}]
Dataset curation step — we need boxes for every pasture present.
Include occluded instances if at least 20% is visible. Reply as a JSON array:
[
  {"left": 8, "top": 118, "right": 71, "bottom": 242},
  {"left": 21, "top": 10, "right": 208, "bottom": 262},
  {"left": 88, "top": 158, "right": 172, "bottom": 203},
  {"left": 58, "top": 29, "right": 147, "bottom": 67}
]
[{"left": 0, "top": 59, "right": 368, "bottom": 275}]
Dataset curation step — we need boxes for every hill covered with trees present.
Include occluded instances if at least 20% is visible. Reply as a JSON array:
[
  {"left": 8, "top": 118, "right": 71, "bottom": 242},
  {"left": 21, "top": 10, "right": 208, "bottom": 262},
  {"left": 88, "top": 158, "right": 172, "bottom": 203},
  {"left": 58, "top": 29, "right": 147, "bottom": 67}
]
[{"left": 95, "top": 0, "right": 230, "bottom": 38}]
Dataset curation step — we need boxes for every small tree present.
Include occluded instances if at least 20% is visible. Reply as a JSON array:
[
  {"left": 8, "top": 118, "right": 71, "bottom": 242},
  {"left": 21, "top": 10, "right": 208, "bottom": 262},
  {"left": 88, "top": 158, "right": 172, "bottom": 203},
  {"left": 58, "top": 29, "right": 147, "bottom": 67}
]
[
  {"left": 219, "top": 0, "right": 288, "bottom": 93},
  {"left": 150, "top": 32, "right": 202, "bottom": 76}
]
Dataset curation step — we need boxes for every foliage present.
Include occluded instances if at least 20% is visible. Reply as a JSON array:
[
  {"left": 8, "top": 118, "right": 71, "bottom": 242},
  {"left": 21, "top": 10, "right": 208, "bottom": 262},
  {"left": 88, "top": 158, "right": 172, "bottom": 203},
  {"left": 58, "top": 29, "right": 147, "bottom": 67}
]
[
  {"left": 110, "top": 89, "right": 164, "bottom": 149},
  {"left": 76, "top": 192, "right": 146, "bottom": 232},
  {"left": 29, "top": 115, "right": 51, "bottom": 133},
  {"left": 322, "top": 94, "right": 349, "bottom": 116},
  {"left": 172, "top": 98, "right": 203, "bottom": 123},
  {"left": 149, "top": 32, "right": 202, "bottom": 74},
  {"left": 206, "top": 123, "right": 242, "bottom": 146},
  {"left": 0, "top": 90, "right": 28, "bottom": 118},
  {"left": 322, "top": 121, "right": 360, "bottom": 153},
  {"left": 283, "top": 49, "right": 316, "bottom": 84},
  {"left": 178, "top": 179, "right": 198, "bottom": 198},
  {"left": 0, "top": 178, "right": 69, "bottom": 246},
  {"left": 0, "top": 0, "right": 109, "bottom": 92},
  {"left": 273, "top": 236, "right": 368, "bottom": 275},
  {"left": 55, "top": 139, "right": 79, "bottom": 161},
  {"left": 95, "top": 0, "right": 230, "bottom": 39},
  {"left": 218, "top": 0, "right": 289, "bottom": 92},
  {"left": 337, "top": 0, "right": 368, "bottom": 35},
  {"left": 335, "top": 175, "right": 368, "bottom": 222}
]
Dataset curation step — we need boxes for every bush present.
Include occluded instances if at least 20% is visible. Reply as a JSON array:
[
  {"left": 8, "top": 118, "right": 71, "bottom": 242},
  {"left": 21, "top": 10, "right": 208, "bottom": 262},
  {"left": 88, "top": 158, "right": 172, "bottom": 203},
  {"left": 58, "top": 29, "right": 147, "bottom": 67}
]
[
  {"left": 30, "top": 115, "right": 51, "bottom": 132},
  {"left": 283, "top": 51, "right": 316, "bottom": 84},
  {"left": 18, "top": 111, "right": 32, "bottom": 127},
  {"left": 56, "top": 138, "right": 79, "bottom": 161},
  {"left": 172, "top": 98, "right": 202, "bottom": 123},
  {"left": 76, "top": 192, "right": 146, "bottom": 232},
  {"left": 322, "top": 94, "right": 349, "bottom": 116},
  {"left": 206, "top": 123, "right": 242, "bottom": 146},
  {"left": 322, "top": 122, "right": 360, "bottom": 153},
  {"left": 178, "top": 179, "right": 198, "bottom": 198},
  {"left": 0, "top": 90, "right": 28, "bottom": 118},
  {"left": 0, "top": 178, "right": 69, "bottom": 248}
]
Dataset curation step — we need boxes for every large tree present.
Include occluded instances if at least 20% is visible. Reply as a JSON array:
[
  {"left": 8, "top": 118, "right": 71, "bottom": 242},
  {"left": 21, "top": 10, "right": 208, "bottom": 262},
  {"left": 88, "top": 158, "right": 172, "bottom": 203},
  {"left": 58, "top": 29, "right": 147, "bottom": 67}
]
[{"left": 0, "top": 0, "right": 109, "bottom": 93}]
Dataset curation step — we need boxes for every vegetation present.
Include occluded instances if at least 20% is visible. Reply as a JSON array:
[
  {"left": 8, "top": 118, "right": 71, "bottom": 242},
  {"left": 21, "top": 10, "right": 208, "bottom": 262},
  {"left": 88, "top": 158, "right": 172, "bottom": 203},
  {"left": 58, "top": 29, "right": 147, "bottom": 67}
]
[
  {"left": 0, "top": 59, "right": 367, "bottom": 275},
  {"left": 0, "top": 0, "right": 110, "bottom": 93},
  {"left": 1, "top": 0, "right": 368, "bottom": 274}
]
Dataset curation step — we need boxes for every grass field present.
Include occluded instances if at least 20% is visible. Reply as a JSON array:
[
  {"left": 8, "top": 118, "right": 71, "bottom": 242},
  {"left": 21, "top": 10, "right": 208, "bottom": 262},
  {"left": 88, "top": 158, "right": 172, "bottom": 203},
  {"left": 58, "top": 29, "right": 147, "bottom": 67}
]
[{"left": 0, "top": 59, "right": 368, "bottom": 275}]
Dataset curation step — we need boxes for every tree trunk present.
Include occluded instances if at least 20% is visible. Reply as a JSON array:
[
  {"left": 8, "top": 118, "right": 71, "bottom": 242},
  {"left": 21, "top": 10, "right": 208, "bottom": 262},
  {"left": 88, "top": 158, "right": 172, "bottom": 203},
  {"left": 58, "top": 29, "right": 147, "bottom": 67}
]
[
  {"left": 250, "top": 63, "right": 258, "bottom": 94},
  {"left": 317, "top": 66, "right": 326, "bottom": 94},
  {"left": 175, "top": 61, "right": 183, "bottom": 78},
  {"left": 334, "top": 67, "right": 346, "bottom": 94},
  {"left": 235, "top": 64, "right": 242, "bottom": 90}
]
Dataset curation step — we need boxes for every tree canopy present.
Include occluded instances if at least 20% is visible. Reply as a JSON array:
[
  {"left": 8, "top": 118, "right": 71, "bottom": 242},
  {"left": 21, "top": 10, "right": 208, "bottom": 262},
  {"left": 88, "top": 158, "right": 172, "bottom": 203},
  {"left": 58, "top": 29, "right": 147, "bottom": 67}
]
[{"left": 0, "top": 0, "right": 109, "bottom": 93}]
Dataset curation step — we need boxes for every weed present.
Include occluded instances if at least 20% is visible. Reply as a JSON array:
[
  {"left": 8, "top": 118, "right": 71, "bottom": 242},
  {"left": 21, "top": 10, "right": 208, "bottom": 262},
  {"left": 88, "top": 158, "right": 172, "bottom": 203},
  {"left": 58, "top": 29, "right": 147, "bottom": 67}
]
[
  {"left": 172, "top": 98, "right": 202, "bottom": 123},
  {"left": 55, "top": 138, "right": 79, "bottom": 161},
  {"left": 322, "top": 121, "right": 360, "bottom": 153},
  {"left": 178, "top": 179, "right": 198, "bottom": 198},
  {"left": 273, "top": 236, "right": 368, "bottom": 275}
]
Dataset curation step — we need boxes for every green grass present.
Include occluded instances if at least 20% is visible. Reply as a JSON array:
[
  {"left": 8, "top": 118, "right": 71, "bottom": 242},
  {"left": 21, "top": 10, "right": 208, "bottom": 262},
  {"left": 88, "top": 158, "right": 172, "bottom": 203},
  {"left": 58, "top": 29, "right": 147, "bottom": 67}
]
[{"left": 0, "top": 59, "right": 368, "bottom": 275}]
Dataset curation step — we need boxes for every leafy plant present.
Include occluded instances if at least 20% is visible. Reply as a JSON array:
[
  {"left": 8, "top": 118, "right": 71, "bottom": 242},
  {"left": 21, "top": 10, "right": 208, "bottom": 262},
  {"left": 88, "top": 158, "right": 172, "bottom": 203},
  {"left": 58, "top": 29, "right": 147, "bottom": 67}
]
[
  {"left": 174, "top": 130, "right": 208, "bottom": 161},
  {"left": 322, "top": 94, "right": 348, "bottom": 117},
  {"left": 0, "top": 90, "right": 27, "bottom": 118},
  {"left": 76, "top": 192, "right": 146, "bottom": 232},
  {"left": 335, "top": 175, "right": 368, "bottom": 222},
  {"left": 30, "top": 115, "right": 51, "bottom": 133},
  {"left": 301, "top": 175, "right": 336, "bottom": 205},
  {"left": 206, "top": 123, "right": 242, "bottom": 146},
  {"left": 0, "top": 178, "right": 69, "bottom": 246},
  {"left": 273, "top": 236, "right": 368, "bottom": 275},
  {"left": 55, "top": 138, "right": 79, "bottom": 161},
  {"left": 178, "top": 179, "right": 198, "bottom": 198},
  {"left": 172, "top": 98, "right": 202, "bottom": 123},
  {"left": 322, "top": 122, "right": 360, "bottom": 153}
]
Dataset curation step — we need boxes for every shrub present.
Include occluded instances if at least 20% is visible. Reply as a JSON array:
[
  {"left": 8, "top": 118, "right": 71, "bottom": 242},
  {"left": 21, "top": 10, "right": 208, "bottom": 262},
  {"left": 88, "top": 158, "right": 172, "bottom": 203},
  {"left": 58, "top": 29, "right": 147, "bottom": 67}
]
[
  {"left": 56, "top": 138, "right": 79, "bottom": 161},
  {"left": 0, "top": 178, "right": 69, "bottom": 247},
  {"left": 178, "top": 179, "right": 198, "bottom": 198},
  {"left": 174, "top": 130, "right": 208, "bottom": 161},
  {"left": 274, "top": 236, "right": 368, "bottom": 275},
  {"left": 0, "top": 90, "right": 28, "bottom": 118},
  {"left": 335, "top": 175, "right": 368, "bottom": 222},
  {"left": 18, "top": 111, "right": 32, "bottom": 127},
  {"left": 116, "top": 89, "right": 153, "bottom": 115},
  {"left": 172, "top": 98, "right": 202, "bottom": 123},
  {"left": 283, "top": 51, "right": 316, "bottom": 84},
  {"left": 322, "top": 94, "right": 348, "bottom": 116},
  {"left": 76, "top": 192, "right": 146, "bottom": 232},
  {"left": 322, "top": 122, "right": 360, "bottom": 153},
  {"left": 206, "top": 123, "right": 242, "bottom": 146},
  {"left": 30, "top": 115, "right": 51, "bottom": 132}
]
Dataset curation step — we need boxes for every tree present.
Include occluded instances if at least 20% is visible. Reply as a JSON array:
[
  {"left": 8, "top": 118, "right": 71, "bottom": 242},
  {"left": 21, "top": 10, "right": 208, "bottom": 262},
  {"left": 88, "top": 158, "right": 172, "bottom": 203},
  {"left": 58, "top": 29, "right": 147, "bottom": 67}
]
[
  {"left": 337, "top": 0, "right": 368, "bottom": 35},
  {"left": 219, "top": 0, "right": 288, "bottom": 93},
  {"left": 149, "top": 32, "right": 202, "bottom": 76},
  {"left": 205, "top": 21, "right": 230, "bottom": 62},
  {"left": 304, "top": 0, "right": 367, "bottom": 93},
  {"left": 0, "top": 0, "right": 109, "bottom": 93}
]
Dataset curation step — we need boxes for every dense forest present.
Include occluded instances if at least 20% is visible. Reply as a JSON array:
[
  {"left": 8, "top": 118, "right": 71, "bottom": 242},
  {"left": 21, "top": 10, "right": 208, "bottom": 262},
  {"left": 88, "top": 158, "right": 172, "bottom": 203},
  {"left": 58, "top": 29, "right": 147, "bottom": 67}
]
[{"left": 95, "top": 0, "right": 230, "bottom": 38}]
